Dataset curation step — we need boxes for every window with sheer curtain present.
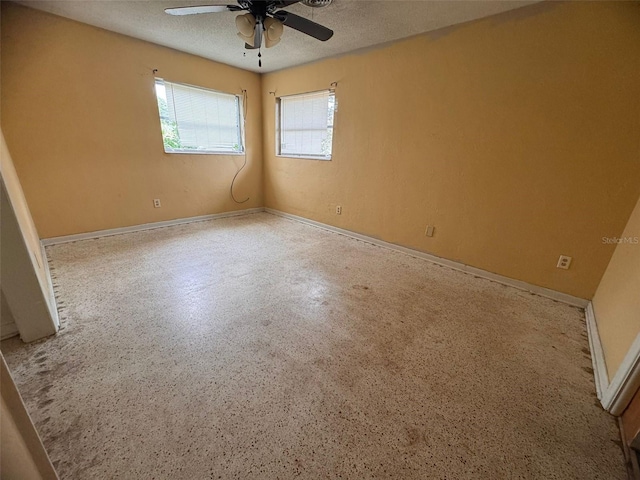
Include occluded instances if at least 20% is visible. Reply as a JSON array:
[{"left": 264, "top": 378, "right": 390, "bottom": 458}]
[
  {"left": 154, "top": 78, "right": 243, "bottom": 154},
  {"left": 277, "top": 90, "right": 335, "bottom": 160}
]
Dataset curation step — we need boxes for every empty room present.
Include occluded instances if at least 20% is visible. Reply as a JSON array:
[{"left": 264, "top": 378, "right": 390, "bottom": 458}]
[{"left": 1, "top": 0, "right": 639, "bottom": 478}]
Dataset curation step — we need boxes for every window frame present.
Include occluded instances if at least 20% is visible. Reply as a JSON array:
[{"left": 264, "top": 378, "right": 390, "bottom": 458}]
[
  {"left": 275, "top": 89, "right": 336, "bottom": 161},
  {"left": 154, "top": 78, "right": 245, "bottom": 156}
]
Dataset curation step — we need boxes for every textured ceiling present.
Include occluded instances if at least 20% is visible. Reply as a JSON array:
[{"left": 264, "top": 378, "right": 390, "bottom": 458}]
[{"left": 16, "top": 0, "right": 539, "bottom": 73}]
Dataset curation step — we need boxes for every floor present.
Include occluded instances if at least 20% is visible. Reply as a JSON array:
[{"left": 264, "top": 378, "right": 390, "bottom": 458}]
[{"left": 1, "top": 212, "right": 625, "bottom": 479}]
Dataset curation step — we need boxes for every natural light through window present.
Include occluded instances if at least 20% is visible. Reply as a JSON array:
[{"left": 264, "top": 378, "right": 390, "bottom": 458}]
[
  {"left": 154, "top": 78, "right": 243, "bottom": 154},
  {"left": 277, "top": 90, "right": 335, "bottom": 160}
]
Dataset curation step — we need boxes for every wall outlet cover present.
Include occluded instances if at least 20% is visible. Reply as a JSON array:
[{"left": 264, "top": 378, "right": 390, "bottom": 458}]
[{"left": 557, "top": 255, "right": 572, "bottom": 269}]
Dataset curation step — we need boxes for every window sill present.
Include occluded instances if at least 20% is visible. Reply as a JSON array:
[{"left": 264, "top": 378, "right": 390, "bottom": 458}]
[
  {"left": 276, "top": 154, "right": 331, "bottom": 161},
  {"left": 164, "top": 150, "right": 245, "bottom": 156}
]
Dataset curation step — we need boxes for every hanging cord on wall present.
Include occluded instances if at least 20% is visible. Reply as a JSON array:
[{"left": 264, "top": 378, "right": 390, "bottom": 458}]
[{"left": 231, "top": 89, "right": 250, "bottom": 204}]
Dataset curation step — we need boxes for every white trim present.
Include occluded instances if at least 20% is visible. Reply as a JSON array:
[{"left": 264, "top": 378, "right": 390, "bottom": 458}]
[
  {"left": 264, "top": 209, "right": 589, "bottom": 308},
  {"left": 39, "top": 207, "right": 640, "bottom": 414},
  {"left": 275, "top": 155, "right": 331, "bottom": 161},
  {"left": 41, "top": 208, "right": 264, "bottom": 246},
  {"left": 279, "top": 89, "right": 332, "bottom": 100},
  {"left": 584, "top": 301, "right": 640, "bottom": 415},
  {"left": 163, "top": 150, "right": 245, "bottom": 156},
  {"left": 40, "top": 243, "right": 60, "bottom": 330},
  {"left": 602, "top": 332, "right": 640, "bottom": 416},
  {"left": 585, "top": 302, "right": 609, "bottom": 400}
]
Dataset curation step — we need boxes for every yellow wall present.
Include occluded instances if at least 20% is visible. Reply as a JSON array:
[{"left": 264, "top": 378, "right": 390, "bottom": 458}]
[
  {"left": 1, "top": 354, "right": 58, "bottom": 479},
  {"left": 1, "top": 130, "right": 58, "bottom": 340},
  {"left": 0, "top": 134, "right": 49, "bottom": 303},
  {"left": 1, "top": 2, "right": 263, "bottom": 238},
  {"left": 261, "top": 1, "right": 640, "bottom": 299},
  {"left": 592, "top": 195, "right": 640, "bottom": 380},
  {"left": 1, "top": 398, "right": 45, "bottom": 479},
  {"left": 2, "top": 2, "right": 639, "bottom": 300}
]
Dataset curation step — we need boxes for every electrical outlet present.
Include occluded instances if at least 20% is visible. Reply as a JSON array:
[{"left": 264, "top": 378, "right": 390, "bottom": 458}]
[
  {"left": 336, "top": 205, "right": 342, "bottom": 215},
  {"left": 153, "top": 199, "right": 161, "bottom": 208},
  {"left": 425, "top": 225, "right": 435, "bottom": 237},
  {"left": 557, "top": 255, "right": 572, "bottom": 270}
]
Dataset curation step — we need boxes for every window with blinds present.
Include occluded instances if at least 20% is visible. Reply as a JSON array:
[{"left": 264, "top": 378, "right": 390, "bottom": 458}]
[
  {"left": 277, "top": 90, "right": 335, "bottom": 159},
  {"left": 154, "top": 78, "right": 243, "bottom": 154}
]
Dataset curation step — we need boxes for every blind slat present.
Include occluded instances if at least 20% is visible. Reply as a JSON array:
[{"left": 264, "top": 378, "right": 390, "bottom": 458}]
[
  {"left": 280, "top": 91, "right": 334, "bottom": 158},
  {"left": 155, "top": 79, "right": 242, "bottom": 153}
]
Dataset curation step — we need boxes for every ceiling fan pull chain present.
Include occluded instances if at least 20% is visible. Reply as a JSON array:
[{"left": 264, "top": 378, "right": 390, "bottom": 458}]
[{"left": 258, "top": 49, "right": 262, "bottom": 68}]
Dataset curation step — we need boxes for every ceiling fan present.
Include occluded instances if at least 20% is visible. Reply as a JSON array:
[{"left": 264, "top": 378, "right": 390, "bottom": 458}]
[{"left": 165, "top": 0, "right": 334, "bottom": 52}]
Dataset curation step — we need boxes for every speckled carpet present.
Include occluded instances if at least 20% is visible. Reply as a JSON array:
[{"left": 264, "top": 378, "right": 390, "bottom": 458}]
[{"left": 1, "top": 212, "right": 625, "bottom": 479}]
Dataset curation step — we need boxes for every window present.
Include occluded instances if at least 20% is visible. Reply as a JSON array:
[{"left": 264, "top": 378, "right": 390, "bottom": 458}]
[
  {"left": 154, "top": 78, "right": 243, "bottom": 154},
  {"left": 277, "top": 90, "right": 335, "bottom": 160}
]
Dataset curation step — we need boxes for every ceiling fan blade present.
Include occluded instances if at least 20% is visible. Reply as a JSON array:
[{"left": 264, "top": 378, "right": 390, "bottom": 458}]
[
  {"left": 165, "top": 4, "right": 233, "bottom": 15},
  {"left": 274, "top": 11, "right": 333, "bottom": 41}
]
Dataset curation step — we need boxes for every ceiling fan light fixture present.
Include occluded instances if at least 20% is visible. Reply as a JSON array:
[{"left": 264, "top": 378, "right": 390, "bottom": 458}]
[
  {"left": 301, "top": 0, "right": 333, "bottom": 8},
  {"left": 264, "top": 17, "right": 283, "bottom": 48},
  {"left": 235, "top": 13, "right": 256, "bottom": 39},
  {"left": 167, "top": 2, "right": 335, "bottom": 49}
]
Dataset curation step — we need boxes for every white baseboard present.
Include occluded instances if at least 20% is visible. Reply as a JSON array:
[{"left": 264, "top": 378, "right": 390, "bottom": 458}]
[
  {"left": 268, "top": 209, "right": 640, "bottom": 414},
  {"left": 41, "top": 206, "right": 589, "bottom": 308},
  {"left": 585, "top": 303, "right": 609, "bottom": 400},
  {"left": 36, "top": 206, "right": 639, "bottom": 414},
  {"left": 585, "top": 301, "right": 640, "bottom": 416},
  {"left": 265, "top": 208, "right": 589, "bottom": 308},
  {"left": 40, "top": 243, "right": 60, "bottom": 331},
  {"left": 602, "top": 331, "right": 640, "bottom": 416},
  {"left": 41, "top": 208, "right": 265, "bottom": 246}
]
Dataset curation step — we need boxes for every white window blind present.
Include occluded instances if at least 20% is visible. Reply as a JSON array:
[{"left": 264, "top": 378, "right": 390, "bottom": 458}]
[
  {"left": 279, "top": 90, "right": 334, "bottom": 159},
  {"left": 155, "top": 79, "right": 243, "bottom": 154}
]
